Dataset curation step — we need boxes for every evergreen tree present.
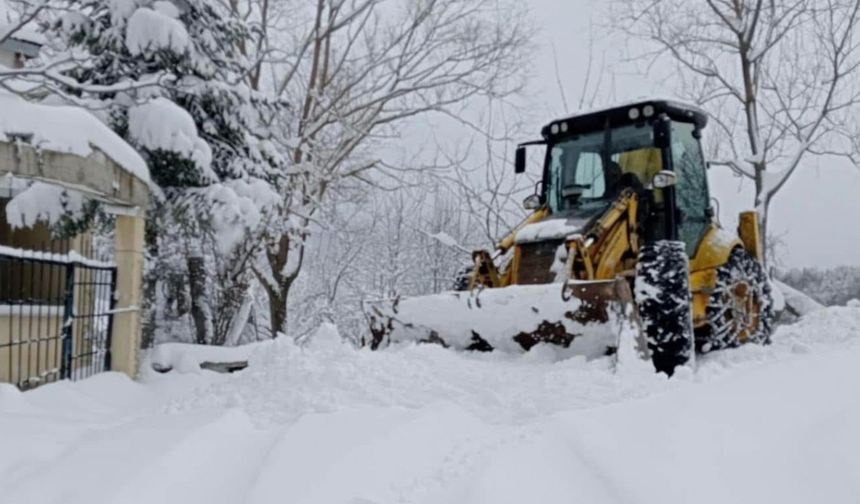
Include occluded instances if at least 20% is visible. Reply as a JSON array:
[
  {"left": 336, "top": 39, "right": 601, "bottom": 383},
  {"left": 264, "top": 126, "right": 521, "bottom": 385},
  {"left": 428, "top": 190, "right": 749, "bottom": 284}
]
[{"left": 52, "top": 0, "right": 286, "bottom": 345}]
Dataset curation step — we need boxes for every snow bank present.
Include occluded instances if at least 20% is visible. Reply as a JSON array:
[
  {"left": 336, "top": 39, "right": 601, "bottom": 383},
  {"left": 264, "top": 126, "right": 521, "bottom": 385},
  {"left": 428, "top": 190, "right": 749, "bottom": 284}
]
[
  {"left": 366, "top": 283, "right": 617, "bottom": 356},
  {"left": 3, "top": 308, "right": 860, "bottom": 504},
  {"left": 773, "top": 279, "right": 824, "bottom": 316},
  {"left": 148, "top": 341, "right": 270, "bottom": 374},
  {"left": 148, "top": 325, "right": 344, "bottom": 374},
  {"left": 0, "top": 92, "right": 150, "bottom": 184}
]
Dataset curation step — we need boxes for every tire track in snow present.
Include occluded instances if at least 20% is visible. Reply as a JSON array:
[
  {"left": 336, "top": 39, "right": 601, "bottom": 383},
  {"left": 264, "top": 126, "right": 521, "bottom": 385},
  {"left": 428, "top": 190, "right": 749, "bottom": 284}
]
[
  {"left": 3, "top": 408, "right": 272, "bottom": 504},
  {"left": 244, "top": 402, "right": 513, "bottom": 504}
]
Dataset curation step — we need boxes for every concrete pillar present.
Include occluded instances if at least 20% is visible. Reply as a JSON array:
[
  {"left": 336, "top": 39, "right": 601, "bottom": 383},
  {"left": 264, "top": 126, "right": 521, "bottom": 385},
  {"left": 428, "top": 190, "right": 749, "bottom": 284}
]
[{"left": 111, "top": 210, "right": 145, "bottom": 378}]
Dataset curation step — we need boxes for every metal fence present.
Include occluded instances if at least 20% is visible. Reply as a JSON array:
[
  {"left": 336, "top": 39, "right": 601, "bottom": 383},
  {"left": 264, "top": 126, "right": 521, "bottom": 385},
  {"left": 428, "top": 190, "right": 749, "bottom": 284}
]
[{"left": 0, "top": 243, "right": 117, "bottom": 390}]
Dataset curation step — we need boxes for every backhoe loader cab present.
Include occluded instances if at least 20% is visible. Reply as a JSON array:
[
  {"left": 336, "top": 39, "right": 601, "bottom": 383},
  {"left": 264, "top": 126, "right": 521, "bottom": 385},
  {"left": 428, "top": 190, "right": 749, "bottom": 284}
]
[
  {"left": 517, "top": 99, "right": 710, "bottom": 255},
  {"left": 364, "top": 98, "right": 772, "bottom": 376}
]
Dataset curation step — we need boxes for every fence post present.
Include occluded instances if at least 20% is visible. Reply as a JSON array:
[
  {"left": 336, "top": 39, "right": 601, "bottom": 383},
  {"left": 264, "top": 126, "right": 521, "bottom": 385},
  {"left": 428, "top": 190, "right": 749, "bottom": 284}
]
[
  {"left": 111, "top": 212, "right": 145, "bottom": 378},
  {"left": 60, "top": 263, "right": 75, "bottom": 380},
  {"left": 104, "top": 267, "right": 118, "bottom": 371}
]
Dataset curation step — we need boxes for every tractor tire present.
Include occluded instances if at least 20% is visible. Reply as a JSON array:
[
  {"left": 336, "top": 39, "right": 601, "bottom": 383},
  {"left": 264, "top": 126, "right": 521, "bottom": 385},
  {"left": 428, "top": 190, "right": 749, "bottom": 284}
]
[
  {"left": 635, "top": 240, "right": 694, "bottom": 376},
  {"left": 697, "top": 248, "right": 773, "bottom": 353}
]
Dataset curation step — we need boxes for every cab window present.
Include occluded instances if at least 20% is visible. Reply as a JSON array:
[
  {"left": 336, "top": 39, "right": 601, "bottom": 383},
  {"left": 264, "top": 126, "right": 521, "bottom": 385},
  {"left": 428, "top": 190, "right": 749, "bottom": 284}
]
[{"left": 672, "top": 122, "right": 710, "bottom": 255}]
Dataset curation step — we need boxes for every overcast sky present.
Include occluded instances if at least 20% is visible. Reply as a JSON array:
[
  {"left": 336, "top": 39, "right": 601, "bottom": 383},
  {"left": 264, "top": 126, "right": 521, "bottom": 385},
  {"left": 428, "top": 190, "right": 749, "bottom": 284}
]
[{"left": 519, "top": 0, "right": 860, "bottom": 268}]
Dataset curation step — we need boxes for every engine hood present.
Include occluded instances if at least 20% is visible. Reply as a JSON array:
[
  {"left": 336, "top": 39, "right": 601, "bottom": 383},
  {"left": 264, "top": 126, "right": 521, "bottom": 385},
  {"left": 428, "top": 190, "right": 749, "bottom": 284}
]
[{"left": 514, "top": 215, "right": 591, "bottom": 244}]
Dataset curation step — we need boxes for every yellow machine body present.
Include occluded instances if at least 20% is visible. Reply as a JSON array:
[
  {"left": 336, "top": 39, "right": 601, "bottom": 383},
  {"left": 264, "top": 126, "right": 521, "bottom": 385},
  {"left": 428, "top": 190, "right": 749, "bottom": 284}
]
[{"left": 486, "top": 192, "right": 761, "bottom": 331}]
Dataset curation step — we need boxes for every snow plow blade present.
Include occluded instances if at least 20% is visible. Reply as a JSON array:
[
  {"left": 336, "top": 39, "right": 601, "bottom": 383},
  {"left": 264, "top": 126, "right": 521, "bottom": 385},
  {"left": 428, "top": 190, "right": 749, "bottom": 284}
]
[{"left": 363, "top": 278, "right": 645, "bottom": 359}]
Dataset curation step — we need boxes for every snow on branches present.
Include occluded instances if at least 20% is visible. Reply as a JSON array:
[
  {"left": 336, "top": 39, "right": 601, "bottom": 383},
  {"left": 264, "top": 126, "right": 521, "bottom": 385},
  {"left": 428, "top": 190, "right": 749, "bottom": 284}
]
[
  {"left": 614, "top": 0, "right": 860, "bottom": 263},
  {"left": 125, "top": 2, "right": 190, "bottom": 57}
]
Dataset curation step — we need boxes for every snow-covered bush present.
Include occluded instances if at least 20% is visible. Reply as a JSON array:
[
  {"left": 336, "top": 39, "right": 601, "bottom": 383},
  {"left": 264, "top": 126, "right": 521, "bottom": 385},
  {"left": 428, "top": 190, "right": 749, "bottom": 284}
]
[{"left": 44, "top": 0, "right": 287, "bottom": 346}]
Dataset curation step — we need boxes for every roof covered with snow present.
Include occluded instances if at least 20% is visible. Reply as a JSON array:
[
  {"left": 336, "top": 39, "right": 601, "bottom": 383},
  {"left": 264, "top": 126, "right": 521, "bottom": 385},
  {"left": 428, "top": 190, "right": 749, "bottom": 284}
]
[
  {"left": 0, "top": 23, "right": 46, "bottom": 47},
  {"left": 0, "top": 92, "right": 150, "bottom": 184}
]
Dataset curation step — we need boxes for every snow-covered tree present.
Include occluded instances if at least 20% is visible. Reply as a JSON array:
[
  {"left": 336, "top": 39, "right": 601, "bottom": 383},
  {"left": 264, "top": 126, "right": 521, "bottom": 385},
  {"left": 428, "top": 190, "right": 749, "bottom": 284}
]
[
  {"left": 614, "top": 0, "right": 860, "bottom": 263},
  {"left": 243, "top": 0, "right": 531, "bottom": 335},
  {"left": 43, "top": 0, "right": 287, "bottom": 345},
  {"left": 778, "top": 266, "right": 860, "bottom": 306}
]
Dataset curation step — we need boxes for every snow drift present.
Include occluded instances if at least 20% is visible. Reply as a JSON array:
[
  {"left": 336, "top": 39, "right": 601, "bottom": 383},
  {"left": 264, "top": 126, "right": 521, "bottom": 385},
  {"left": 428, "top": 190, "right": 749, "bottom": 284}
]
[{"left": 2, "top": 306, "right": 860, "bottom": 504}]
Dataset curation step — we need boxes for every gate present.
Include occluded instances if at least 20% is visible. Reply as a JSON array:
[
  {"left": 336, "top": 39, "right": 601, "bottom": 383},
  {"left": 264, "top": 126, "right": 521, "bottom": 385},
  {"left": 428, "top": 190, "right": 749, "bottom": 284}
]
[{"left": 0, "top": 244, "right": 117, "bottom": 390}]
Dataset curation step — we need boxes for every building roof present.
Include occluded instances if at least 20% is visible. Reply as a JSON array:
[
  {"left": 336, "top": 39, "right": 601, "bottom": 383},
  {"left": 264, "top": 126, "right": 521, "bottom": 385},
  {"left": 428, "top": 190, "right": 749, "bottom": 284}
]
[
  {"left": 0, "top": 92, "right": 150, "bottom": 185},
  {"left": 0, "top": 24, "right": 45, "bottom": 58}
]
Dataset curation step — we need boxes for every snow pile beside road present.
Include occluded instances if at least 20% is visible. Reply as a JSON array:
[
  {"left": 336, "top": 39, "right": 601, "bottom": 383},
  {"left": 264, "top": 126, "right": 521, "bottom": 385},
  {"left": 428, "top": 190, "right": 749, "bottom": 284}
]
[
  {"left": 2, "top": 306, "right": 860, "bottom": 504},
  {"left": 365, "top": 283, "right": 616, "bottom": 356},
  {"left": 172, "top": 334, "right": 672, "bottom": 428},
  {"left": 147, "top": 340, "right": 271, "bottom": 373},
  {"left": 773, "top": 278, "right": 825, "bottom": 316}
]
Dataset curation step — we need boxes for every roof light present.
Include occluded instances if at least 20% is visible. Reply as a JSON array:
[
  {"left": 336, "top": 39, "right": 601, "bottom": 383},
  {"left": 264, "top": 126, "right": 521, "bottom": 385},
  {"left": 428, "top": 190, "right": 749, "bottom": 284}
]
[
  {"left": 560, "top": 121, "right": 568, "bottom": 133},
  {"left": 628, "top": 107, "right": 640, "bottom": 120},
  {"left": 643, "top": 105, "right": 655, "bottom": 118},
  {"left": 550, "top": 123, "right": 559, "bottom": 135}
]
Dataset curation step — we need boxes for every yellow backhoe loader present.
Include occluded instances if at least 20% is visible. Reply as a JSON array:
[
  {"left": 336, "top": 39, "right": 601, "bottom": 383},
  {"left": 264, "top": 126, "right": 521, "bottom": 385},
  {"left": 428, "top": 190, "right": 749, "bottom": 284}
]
[{"left": 363, "top": 99, "right": 773, "bottom": 375}]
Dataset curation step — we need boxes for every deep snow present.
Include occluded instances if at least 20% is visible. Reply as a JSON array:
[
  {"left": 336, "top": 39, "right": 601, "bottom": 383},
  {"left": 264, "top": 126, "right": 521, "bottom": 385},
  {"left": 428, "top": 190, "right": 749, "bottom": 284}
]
[{"left": 2, "top": 306, "right": 860, "bottom": 504}]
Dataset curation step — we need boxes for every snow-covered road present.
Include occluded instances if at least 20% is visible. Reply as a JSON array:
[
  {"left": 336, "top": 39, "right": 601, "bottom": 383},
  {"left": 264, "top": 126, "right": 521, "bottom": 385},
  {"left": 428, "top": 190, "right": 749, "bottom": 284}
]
[{"left": 2, "top": 307, "right": 860, "bottom": 504}]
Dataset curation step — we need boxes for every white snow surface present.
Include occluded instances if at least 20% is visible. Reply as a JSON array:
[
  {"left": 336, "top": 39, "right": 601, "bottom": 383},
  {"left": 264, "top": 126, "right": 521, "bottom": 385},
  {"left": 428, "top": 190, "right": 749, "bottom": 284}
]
[
  {"left": 125, "top": 5, "right": 190, "bottom": 57},
  {"left": 203, "top": 178, "right": 280, "bottom": 253},
  {"left": 366, "top": 283, "right": 617, "bottom": 356},
  {"left": 0, "top": 244, "right": 114, "bottom": 268},
  {"left": 4, "top": 181, "right": 84, "bottom": 228},
  {"left": 3, "top": 307, "right": 860, "bottom": 504},
  {"left": 128, "top": 97, "right": 213, "bottom": 172},
  {"left": 0, "top": 92, "right": 150, "bottom": 183},
  {"left": 774, "top": 278, "right": 825, "bottom": 316},
  {"left": 0, "top": 22, "right": 46, "bottom": 45},
  {"left": 150, "top": 342, "right": 260, "bottom": 374},
  {"left": 514, "top": 216, "right": 588, "bottom": 243}
]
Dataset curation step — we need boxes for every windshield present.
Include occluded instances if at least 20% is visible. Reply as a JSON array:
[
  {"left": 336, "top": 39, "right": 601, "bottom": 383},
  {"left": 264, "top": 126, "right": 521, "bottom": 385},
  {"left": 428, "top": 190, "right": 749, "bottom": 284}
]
[{"left": 546, "top": 124, "right": 662, "bottom": 213}]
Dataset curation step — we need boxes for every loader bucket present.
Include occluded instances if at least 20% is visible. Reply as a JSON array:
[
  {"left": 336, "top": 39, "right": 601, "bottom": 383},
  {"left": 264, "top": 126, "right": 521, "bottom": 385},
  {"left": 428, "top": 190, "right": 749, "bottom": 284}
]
[{"left": 363, "top": 278, "right": 643, "bottom": 360}]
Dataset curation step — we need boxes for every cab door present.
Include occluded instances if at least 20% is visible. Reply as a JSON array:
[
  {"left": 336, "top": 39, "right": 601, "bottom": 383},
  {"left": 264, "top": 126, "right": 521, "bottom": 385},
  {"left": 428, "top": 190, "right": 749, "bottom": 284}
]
[{"left": 671, "top": 122, "right": 711, "bottom": 256}]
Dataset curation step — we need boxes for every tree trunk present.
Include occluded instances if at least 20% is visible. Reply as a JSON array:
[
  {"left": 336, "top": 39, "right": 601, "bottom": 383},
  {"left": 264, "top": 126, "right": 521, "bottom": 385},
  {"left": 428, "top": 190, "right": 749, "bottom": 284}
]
[
  {"left": 187, "top": 254, "right": 210, "bottom": 345},
  {"left": 760, "top": 199, "right": 771, "bottom": 270},
  {"left": 261, "top": 232, "right": 305, "bottom": 338},
  {"left": 211, "top": 274, "right": 251, "bottom": 346},
  {"left": 266, "top": 279, "right": 292, "bottom": 338}
]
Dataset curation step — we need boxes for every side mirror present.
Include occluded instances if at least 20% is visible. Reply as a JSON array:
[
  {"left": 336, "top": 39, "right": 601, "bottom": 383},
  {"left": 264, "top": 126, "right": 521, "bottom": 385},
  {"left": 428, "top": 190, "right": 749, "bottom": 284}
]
[
  {"left": 523, "top": 194, "right": 541, "bottom": 210},
  {"left": 514, "top": 146, "right": 526, "bottom": 174},
  {"left": 651, "top": 170, "right": 677, "bottom": 189}
]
